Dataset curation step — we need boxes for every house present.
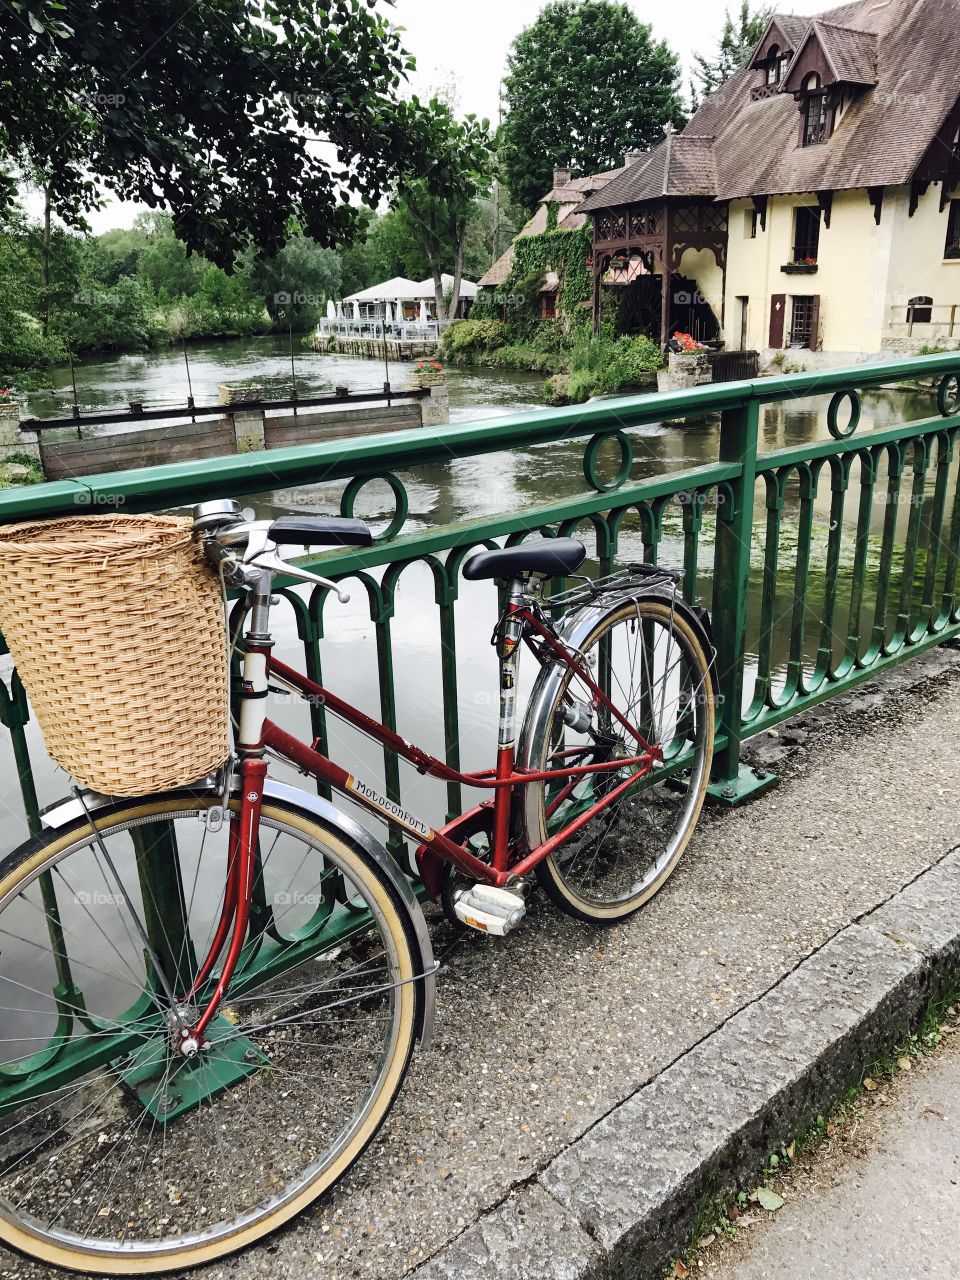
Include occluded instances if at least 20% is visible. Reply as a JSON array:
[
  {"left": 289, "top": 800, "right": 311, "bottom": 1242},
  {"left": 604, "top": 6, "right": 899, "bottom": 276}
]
[
  {"left": 480, "top": 166, "right": 624, "bottom": 319},
  {"left": 574, "top": 0, "right": 960, "bottom": 366},
  {"left": 343, "top": 275, "right": 478, "bottom": 321}
]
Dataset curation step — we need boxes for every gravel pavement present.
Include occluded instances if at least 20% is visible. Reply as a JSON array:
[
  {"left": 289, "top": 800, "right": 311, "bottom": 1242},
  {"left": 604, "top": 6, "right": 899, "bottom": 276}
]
[{"left": 3, "top": 646, "right": 960, "bottom": 1280}]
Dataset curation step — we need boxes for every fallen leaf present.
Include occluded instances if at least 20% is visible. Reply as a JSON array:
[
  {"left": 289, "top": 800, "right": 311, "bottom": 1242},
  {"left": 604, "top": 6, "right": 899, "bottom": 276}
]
[
  {"left": 863, "top": 1077, "right": 878, "bottom": 1092},
  {"left": 698, "top": 1233, "right": 716, "bottom": 1248},
  {"left": 897, "top": 1056, "right": 912, "bottom": 1072},
  {"left": 672, "top": 1260, "right": 689, "bottom": 1278},
  {"left": 785, "top": 1141, "right": 796, "bottom": 1160},
  {"left": 756, "top": 1188, "right": 784, "bottom": 1212}
]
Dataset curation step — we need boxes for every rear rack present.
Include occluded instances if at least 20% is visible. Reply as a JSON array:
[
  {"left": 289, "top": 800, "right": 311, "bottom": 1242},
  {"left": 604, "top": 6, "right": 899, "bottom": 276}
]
[{"left": 543, "top": 563, "right": 681, "bottom": 612}]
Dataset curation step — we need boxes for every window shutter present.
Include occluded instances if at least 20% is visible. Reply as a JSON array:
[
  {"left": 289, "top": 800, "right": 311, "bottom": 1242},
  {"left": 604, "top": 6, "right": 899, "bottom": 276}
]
[
  {"left": 807, "top": 295, "right": 821, "bottom": 350},
  {"left": 769, "top": 294, "right": 786, "bottom": 348}
]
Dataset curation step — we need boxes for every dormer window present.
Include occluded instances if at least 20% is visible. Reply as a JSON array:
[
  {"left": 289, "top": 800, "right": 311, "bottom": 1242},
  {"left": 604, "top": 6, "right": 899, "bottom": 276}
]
[
  {"left": 803, "top": 74, "right": 831, "bottom": 146},
  {"left": 766, "top": 45, "right": 780, "bottom": 85}
]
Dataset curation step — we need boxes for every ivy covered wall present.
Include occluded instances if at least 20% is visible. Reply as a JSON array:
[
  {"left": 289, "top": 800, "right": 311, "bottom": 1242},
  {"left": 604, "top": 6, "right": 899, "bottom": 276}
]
[{"left": 483, "top": 224, "right": 593, "bottom": 331}]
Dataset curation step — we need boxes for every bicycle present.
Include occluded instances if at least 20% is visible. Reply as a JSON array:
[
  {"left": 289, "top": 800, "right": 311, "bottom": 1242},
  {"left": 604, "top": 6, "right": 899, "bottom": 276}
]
[{"left": 0, "top": 499, "right": 714, "bottom": 1273}]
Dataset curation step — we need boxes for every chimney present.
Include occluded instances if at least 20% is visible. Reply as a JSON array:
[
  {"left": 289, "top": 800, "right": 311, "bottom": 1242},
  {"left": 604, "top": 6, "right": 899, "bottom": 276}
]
[
  {"left": 624, "top": 150, "right": 647, "bottom": 165},
  {"left": 553, "top": 166, "right": 572, "bottom": 188}
]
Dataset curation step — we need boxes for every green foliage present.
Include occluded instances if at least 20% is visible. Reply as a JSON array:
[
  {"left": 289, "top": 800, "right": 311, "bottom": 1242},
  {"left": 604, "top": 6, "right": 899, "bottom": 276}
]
[
  {"left": 0, "top": 451, "right": 44, "bottom": 488},
  {"left": 499, "top": 0, "right": 686, "bottom": 211},
  {"left": 51, "top": 275, "right": 163, "bottom": 353},
  {"left": 390, "top": 100, "right": 493, "bottom": 318},
  {"left": 495, "top": 226, "right": 593, "bottom": 336},
  {"left": 442, "top": 318, "right": 509, "bottom": 358},
  {"left": 548, "top": 331, "right": 664, "bottom": 403},
  {"left": 690, "top": 2, "right": 773, "bottom": 108},
  {"left": 0, "top": 0, "right": 453, "bottom": 266}
]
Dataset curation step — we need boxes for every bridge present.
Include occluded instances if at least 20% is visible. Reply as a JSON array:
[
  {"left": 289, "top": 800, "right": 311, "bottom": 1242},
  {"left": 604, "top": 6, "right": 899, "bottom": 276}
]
[{"left": 1, "top": 352, "right": 959, "bottom": 1277}]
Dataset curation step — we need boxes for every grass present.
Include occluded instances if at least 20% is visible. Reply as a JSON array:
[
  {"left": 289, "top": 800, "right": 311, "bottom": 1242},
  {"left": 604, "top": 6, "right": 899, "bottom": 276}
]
[
  {"left": 0, "top": 450, "right": 44, "bottom": 488},
  {"left": 666, "top": 969, "right": 960, "bottom": 1277}
]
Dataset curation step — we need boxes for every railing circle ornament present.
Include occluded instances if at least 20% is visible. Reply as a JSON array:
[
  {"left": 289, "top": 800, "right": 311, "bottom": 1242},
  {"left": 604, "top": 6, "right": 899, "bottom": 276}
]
[
  {"left": 937, "top": 373, "right": 960, "bottom": 418},
  {"left": 583, "top": 430, "right": 633, "bottom": 493},
  {"left": 827, "top": 389, "right": 862, "bottom": 440},
  {"left": 340, "top": 471, "right": 409, "bottom": 542}
]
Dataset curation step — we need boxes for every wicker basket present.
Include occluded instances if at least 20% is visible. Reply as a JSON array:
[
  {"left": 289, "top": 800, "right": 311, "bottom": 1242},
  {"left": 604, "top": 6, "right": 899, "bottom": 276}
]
[{"left": 0, "top": 515, "right": 230, "bottom": 796}]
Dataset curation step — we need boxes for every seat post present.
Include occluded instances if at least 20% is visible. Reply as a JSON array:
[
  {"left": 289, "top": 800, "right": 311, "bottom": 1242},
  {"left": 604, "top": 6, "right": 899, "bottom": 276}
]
[{"left": 490, "top": 577, "right": 527, "bottom": 873}]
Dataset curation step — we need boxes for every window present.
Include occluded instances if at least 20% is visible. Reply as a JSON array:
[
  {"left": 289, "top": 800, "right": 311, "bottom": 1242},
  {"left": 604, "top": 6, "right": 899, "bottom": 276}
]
[
  {"left": 540, "top": 292, "right": 557, "bottom": 320},
  {"left": 802, "top": 73, "right": 831, "bottom": 146},
  {"left": 793, "top": 206, "right": 821, "bottom": 262},
  {"left": 766, "top": 45, "right": 780, "bottom": 85},
  {"left": 907, "top": 296, "right": 933, "bottom": 325},
  {"left": 789, "top": 295, "right": 819, "bottom": 348},
  {"left": 746, "top": 208, "right": 759, "bottom": 239},
  {"left": 804, "top": 93, "right": 830, "bottom": 145},
  {"left": 946, "top": 200, "right": 960, "bottom": 260}
]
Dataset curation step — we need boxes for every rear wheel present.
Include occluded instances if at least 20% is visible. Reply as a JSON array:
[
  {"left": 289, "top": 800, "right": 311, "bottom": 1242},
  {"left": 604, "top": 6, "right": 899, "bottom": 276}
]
[
  {"left": 527, "top": 598, "right": 714, "bottom": 920},
  {"left": 0, "top": 793, "right": 421, "bottom": 1274}
]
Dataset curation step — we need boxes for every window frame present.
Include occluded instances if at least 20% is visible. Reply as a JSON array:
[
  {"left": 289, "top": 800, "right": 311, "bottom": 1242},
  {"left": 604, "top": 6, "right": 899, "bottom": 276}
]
[
  {"left": 792, "top": 206, "right": 821, "bottom": 264},
  {"left": 789, "top": 294, "right": 818, "bottom": 349}
]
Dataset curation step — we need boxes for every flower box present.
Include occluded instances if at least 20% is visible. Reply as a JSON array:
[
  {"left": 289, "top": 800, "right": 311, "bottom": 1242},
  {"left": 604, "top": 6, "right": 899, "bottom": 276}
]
[{"left": 782, "top": 261, "right": 818, "bottom": 274}]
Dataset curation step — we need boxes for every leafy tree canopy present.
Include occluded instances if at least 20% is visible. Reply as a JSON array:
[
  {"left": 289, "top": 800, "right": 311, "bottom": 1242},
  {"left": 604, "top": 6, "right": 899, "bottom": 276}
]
[
  {"left": 690, "top": 2, "right": 773, "bottom": 108},
  {"left": 0, "top": 0, "right": 461, "bottom": 266},
  {"left": 498, "top": 0, "right": 686, "bottom": 212}
]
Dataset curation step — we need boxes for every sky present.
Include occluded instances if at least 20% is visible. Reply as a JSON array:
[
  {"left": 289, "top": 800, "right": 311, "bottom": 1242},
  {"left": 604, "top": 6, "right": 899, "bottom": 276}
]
[{"left": 71, "top": 0, "right": 829, "bottom": 233}]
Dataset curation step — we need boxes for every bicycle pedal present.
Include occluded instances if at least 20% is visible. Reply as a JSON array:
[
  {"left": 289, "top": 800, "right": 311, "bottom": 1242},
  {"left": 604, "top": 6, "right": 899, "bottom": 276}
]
[{"left": 452, "top": 884, "right": 526, "bottom": 936}]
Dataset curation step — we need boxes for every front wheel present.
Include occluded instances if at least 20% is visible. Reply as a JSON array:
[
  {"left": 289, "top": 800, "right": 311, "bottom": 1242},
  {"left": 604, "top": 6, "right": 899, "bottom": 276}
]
[
  {"left": 0, "top": 791, "right": 422, "bottom": 1274},
  {"left": 522, "top": 596, "right": 714, "bottom": 921}
]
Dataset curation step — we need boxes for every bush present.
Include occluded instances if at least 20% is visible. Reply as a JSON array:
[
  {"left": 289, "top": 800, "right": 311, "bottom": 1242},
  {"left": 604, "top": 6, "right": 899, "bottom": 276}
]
[
  {"left": 546, "top": 332, "right": 664, "bottom": 404},
  {"left": 442, "top": 317, "right": 509, "bottom": 358}
]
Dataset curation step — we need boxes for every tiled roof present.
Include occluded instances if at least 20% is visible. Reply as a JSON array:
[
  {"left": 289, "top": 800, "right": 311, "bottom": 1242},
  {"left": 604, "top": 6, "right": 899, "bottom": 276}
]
[
  {"left": 575, "top": 0, "right": 960, "bottom": 209},
  {"left": 789, "top": 20, "right": 878, "bottom": 87},
  {"left": 478, "top": 166, "right": 626, "bottom": 287},
  {"left": 578, "top": 134, "right": 716, "bottom": 211}
]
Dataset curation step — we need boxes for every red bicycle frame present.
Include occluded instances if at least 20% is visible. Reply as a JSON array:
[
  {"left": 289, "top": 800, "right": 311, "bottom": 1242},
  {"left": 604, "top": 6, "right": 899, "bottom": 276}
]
[
  {"left": 262, "top": 599, "right": 659, "bottom": 890},
  {"left": 180, "top": 597, "right": 658, "bottom": 1051}
]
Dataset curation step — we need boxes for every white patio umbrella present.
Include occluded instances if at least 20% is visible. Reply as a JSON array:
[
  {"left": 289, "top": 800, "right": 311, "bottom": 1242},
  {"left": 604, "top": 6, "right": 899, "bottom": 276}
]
[
  {"left": 396, "top": 298, "right": 405, "bottom": 323},
  {"left": 326, "top": 299, "right": 336, "bottom": 320},
  {"left": 352, "top": 300, "right": 360, "bottom": 321},
  {"left": 336, "top": 302, "right": 343, "bottom": 319},
  {"left": 384, "top": 303, "right": 393, "bottom": 323},
  {"left": 419, "top": 300, "right": 429, "bottom": 325}
]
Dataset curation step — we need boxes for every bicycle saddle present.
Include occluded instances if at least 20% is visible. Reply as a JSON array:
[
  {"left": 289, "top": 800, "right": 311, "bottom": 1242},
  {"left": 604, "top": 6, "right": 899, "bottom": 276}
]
[
  {"left": 267, "top": 516, "right": 373, "bottom": 547},
  {"left": 462, "top": 538, "right": 586, "bottom": 582}
]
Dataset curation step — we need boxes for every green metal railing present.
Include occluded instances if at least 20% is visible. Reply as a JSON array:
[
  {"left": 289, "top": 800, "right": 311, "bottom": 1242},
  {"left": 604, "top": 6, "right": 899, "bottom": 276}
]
[
  {"left": 2, "top": 352, "right": 960, "bottom": 840},
  {"left": 2, "top": 351, "right": 960, "bottom": 1112}
]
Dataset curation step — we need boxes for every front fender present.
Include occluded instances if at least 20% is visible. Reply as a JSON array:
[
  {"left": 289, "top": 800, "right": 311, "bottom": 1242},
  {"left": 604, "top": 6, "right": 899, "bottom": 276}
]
[{"left": 40, "top": 779, "right": 437, "bottom": 1048}]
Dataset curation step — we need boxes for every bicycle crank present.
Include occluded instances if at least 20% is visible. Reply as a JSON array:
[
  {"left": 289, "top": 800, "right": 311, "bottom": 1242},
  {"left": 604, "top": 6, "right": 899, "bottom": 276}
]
[{"left": 451, "top": 884, "right": 527, "bottom": 936}]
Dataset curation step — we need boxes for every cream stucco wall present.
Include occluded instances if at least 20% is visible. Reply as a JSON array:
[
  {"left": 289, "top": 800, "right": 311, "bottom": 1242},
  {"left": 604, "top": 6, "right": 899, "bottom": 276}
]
[
  {"left": 722, "top": 189, "right": 906, "bottom": 356},
  {"left": 882, "top": 181, "right": 960, "bottom": 345}
]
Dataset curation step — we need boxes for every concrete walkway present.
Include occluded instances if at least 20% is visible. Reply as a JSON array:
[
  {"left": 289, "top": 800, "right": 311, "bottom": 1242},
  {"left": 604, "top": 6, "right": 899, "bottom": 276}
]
[
  {"left": 2, "top": 645, "right": 960, "bottom": 1280},
  {"left": 699, "top": 1019, "right": 960, "bottom": 1280}
]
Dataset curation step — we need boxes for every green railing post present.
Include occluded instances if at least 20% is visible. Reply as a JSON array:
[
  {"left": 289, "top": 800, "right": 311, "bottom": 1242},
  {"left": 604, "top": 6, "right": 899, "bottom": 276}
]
[{"left": 709, "top": 395, "right": 775, "bottom": 803}]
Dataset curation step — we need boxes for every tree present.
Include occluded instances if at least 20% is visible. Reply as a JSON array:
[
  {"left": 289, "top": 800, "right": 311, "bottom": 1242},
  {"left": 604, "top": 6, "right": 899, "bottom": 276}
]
[
  {"left": 0, "top": 0, "right": 443, "bottom": 266},
  {"left": 393, "top": 101, "right": 492, "bottom": 319},
  {"left": 499, "top": 1, "right": 685, "bottom": 212},
  {"left": 690, "top": 2, "right": 773, "bottom": 109},
  {"left": 243, "top": 233, "right": 341, "bottom": 324}
]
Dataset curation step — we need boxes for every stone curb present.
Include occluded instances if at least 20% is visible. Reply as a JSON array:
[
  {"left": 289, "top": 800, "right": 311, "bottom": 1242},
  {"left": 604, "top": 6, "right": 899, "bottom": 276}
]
[{"left": 411, "top": 846, "right": 960, "bottom": 1280}]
